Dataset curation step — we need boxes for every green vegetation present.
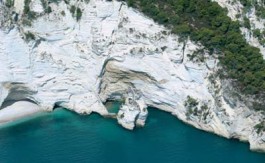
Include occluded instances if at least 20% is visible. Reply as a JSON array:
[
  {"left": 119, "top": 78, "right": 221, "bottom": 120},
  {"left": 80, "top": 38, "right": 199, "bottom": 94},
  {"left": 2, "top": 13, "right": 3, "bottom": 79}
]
[
  {"left": 40, "top": 0, "right": 52, "bottom": 14},
  {"left": 48, "top": 0, "right": 62, "bottom": 3},
  {"left": 64, "top": 0, "right": 70, "bottom": 4},
  {"left": 61, "top": 11, "right": 66, "bottom": 16},
  {"left": 252, "top": 29, "right": 265, "bottom": 46},
  {"left": 5, "top": 0, "right": 14, "bottom": 8},
  {"left": 256, "top": 6, "right": 265, "bottom": 19},
  {"left": 240, "top": 0, "right": 265, "bottom": 19},
  {"left": 76, "top": 7, "right": 82, "bottom": 21},
  {"left": 200, "top": 104, "right": 210, "bottom": 121},
  {"left": 253, "top": 102, "right": 265, "bottom": 112},
  {"left": 254, "top": 121, "right": 265, "bottom": 134},
  {"left": 24, "top": 0, "right": 31, "bottom": 15},
  {"left": 25, "top": 32, "right": 36, "bottom": 41},
  {"left": 187, "top": 49, "right": 205, "bottom": 62},
  {"left": 70, "top": 5, "right": 76, "bottom": 16},
  {"left": 253, "top": 29, "right": 261, "bottom": 38},
  {"left": 122, "top": 0, "right": 265, "bottom": 97},
  {"left": 70, "top": 5, "right": 82, "bottom": 21},
  {"left": 23, "top": 0, "right": 37, "bottom": 25},
  {"left": 239, "top": 0, "right": 265, "bottom": 43},
  {"left": 184, "top": 96, "right": 199, "bottom": 118},
  {"left": 185, "top": 96, "right": 199, "bottom": 109},
  {"left": 240, "top": 0, "right": 253, "bottom": 10},
  {"left": 184, "top": 96, "right": 210, "bottom": 121},
  {"left": 243, "top": 16, "right": 251, "bottom": 29}
]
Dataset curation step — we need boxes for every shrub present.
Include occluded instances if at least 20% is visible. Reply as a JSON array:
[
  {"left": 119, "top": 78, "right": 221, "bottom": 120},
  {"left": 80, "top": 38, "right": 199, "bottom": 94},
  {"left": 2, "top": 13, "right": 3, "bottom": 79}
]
[
  {"left": 25, "top": 32, "right": 35, "bottom": 41},
  {"left": 70, "top": 5, "right": 76, "bottom": 16},
  {"left": 5, "top": 0, "right": 14, "bottom": 8},
  {"left": 254, "top": 122, "right": 265, "bottom": 134},
  {"left": 76, "top": 7, "right": 82, "bottom": 21},
  {"left": 185, "top": 96, "right": 199, "bottom": 108}
]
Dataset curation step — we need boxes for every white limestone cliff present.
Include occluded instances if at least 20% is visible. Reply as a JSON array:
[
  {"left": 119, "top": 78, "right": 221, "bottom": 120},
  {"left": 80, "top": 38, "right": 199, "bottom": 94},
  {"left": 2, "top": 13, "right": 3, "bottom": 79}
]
[{"left": 0, "top": 0, "right": 265, "bottom": 152}]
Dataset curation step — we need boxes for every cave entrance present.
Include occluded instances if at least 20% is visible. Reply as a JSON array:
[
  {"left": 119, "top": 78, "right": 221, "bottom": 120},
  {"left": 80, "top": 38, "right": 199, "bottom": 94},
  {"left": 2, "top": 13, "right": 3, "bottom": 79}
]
[
  {"left": 0, "top": 83, "right": 38, "bottom": 110},
  {"left": 1, "top": 99, "right": 37, "bottom": 110}
]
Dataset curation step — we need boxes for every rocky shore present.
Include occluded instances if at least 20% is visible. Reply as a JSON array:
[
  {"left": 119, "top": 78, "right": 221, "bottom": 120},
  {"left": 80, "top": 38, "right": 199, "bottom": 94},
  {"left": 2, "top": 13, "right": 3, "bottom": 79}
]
[{"left": 0, "top": 0, "right": 264, "bottom": 152}]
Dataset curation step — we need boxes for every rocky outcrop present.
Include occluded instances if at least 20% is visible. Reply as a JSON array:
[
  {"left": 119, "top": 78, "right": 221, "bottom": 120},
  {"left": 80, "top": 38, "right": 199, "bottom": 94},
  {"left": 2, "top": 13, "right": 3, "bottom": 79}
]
[
  {"left": 0, "top": 0, "right": 264, "bottom": 152},
  {"left": 117, "top": 91, "right": 148, "bottom": 130}
]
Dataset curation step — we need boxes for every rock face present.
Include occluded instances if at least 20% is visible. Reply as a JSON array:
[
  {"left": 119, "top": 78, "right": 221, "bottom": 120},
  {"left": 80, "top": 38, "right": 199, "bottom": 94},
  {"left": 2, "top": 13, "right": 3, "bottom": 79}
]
[{"left": 0, "top": 0, "right": 265, "bottom": 152}]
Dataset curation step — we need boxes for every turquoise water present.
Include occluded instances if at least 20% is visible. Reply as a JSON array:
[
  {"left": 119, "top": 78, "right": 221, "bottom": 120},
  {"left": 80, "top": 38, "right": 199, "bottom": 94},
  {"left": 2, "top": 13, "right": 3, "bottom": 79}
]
[{"left": 0, "top": 107, "right": 264, "bottom": 163}]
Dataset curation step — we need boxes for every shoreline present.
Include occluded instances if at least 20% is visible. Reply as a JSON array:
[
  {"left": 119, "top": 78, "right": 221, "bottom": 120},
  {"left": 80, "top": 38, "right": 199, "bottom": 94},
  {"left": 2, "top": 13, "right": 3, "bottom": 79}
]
[
  {"left": 0, "top": 100, "right": 264, "bottom": 153},
  {"left": 0, "top": 101, "right": 45, "bottom": 127}
]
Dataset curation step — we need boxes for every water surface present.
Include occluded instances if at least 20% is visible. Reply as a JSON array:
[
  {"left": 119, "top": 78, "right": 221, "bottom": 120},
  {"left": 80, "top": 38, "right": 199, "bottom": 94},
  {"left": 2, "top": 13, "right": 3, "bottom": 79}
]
[{"left": 0, "top": 106, "right": 264, "bottom": 163}]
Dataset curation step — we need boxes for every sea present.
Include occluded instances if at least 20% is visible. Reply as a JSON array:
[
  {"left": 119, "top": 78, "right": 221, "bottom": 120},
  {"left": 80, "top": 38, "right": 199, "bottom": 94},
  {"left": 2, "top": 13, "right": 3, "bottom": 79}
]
[{"left": 0, "top": 102, "right": 264, "bottom": 163}]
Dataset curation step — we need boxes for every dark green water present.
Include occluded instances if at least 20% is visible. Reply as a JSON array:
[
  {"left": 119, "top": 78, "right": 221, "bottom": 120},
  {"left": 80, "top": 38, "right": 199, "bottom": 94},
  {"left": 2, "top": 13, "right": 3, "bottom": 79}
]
[{"left": 0, "top": 107, "right": 264, "bottom": 163}]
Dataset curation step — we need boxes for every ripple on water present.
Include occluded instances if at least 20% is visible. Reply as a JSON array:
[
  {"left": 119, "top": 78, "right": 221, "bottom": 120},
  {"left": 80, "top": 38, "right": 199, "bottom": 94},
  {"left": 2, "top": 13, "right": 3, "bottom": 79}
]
[{"left": 0, "top": 106, "right": 264, "bottom": 163}]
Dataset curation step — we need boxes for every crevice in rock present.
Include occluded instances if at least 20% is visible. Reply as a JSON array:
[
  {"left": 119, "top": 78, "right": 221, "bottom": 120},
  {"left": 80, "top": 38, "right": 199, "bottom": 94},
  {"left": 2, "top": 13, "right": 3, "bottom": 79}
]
[
  {"left": 52, "top": 102, "right": 63, "bottom": 111},
  {"left": 180, "top": 40, "right": 187, "bottom": 64}
]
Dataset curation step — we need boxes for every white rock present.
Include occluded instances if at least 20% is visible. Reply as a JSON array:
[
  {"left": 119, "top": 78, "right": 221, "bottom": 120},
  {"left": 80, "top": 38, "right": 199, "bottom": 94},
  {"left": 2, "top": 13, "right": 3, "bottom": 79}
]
[{"left": 30, "top": 0, "right": 44, "bottom": 14}]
